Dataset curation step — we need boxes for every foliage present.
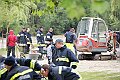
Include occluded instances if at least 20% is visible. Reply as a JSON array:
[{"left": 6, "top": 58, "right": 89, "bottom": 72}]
[
  {"left": 0, "top": 0, "right": 37, "bottom": 34},
  {"left": 0, "top": 0, "right": 120, "bottom": 35},
  {"left": 109, "top": 0, "right": 120, "bottom": 30}
]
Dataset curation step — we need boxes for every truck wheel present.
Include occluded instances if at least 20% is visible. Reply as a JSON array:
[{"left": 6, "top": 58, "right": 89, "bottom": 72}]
[
  {"left": 94, "top": 54, "right": 101, "bottom": 60},
  {"left": 78, "top": 54, "right": 84, "bottom": 60}
]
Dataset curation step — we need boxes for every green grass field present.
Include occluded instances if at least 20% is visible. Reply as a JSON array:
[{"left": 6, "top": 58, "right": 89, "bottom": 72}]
[{"left": 80, "top": 72, "right": 120, "bottom": 80}]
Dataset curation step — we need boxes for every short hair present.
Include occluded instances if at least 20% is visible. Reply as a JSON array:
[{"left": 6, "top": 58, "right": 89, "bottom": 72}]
[
  {"left": 55, "top": 39, "right": 63, "bottom": 44},
  {"left": 39, "top": 26, "right": 43, "bottom": 29},
  {"left": 42, "top": 64, "right": 50, "bottom": 71},
  {"left": 22, "top": 27, "right": 26, "bottom": 29}
]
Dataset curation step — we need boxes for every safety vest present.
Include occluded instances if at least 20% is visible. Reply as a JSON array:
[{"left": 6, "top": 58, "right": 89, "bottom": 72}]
[
  {"left": 6, "top": 66, "right": 33, "bottom": 80},
  {"left": 64, "top": 43, "right": 75, "bottom": 54}
]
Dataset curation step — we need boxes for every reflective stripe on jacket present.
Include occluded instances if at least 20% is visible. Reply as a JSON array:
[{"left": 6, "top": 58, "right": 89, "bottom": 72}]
[{"left": 51, "top": 45, "right": 79, "bottom": 67}]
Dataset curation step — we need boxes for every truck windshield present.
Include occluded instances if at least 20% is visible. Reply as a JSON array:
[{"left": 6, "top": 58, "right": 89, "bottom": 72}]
[{"left": 77, "top": 19, "right": 90, "bottom": 35}]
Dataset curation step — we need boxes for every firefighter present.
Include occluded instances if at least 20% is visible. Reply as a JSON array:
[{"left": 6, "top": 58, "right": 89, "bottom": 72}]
[
  {"left": 16, "top": 58, "right": 41, "bottom": 71},
  {"left": 26, "top": 28, "right": 33, "bottom": 54},
  {"left": 64, "top": 28, "right": 78, "bottom": 56},
  {"left": 47, "top": 39, "right": 79, "bottom": 69},
  {"left": 64, "top": 28, "right": 77, "bottom": 43},
  {"left": 7, "top": 30, "right": 17, "bottom": 57},
  {"left": 45, "top": 28, "right": 54, "bottom": 41},
  {"left": 45, "top": 38, "right": 53, "bottom": 48},
  {"left": 36, "top": 27, "right": 44, "bottom": 44},
  {"left": 0, "top": 56, "right": 41, "bottom": 80},
  {"left": 41, "top": 64, "right": 81, "bottom": 80},
  {"left": 17, "top": 28, "right": 28, "bottom": 54},
  {"left": 0, "top": 55, "right": 41, "bottom": 71},
  {"left": 0, "top": 55, "right": 41, "bottom": 79},
  {"left": 36, "top": 27, "right": 46, "bottom": 59}
]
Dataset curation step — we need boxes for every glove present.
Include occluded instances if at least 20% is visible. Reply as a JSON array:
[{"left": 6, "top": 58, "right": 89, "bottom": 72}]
[{"left": 71, "top": 65, "right": 77, "bottom": 69}]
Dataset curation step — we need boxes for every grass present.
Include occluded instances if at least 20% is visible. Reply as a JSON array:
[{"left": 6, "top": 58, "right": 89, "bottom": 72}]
[{"left": 80, "top": 72, "right": 120, "bottom": 80}]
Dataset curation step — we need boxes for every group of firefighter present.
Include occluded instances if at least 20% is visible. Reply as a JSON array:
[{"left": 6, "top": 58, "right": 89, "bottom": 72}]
[{"left": 0, "top": 27, "right": 81, "bottom": 80}]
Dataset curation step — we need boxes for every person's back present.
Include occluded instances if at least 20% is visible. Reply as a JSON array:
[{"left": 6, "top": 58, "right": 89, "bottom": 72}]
[
  {"left": 36, "top": 27, "right": 44, "bottom": 44},
  {"left": 65, "top": 31, "right": 73, "bottom": 43},
  {"left": 17, "top": 28, "right": 27, "bottom": 45},
  {"left": 51, "top": 66, "right": 80, "bottom": 80},
  {"left": 7, "top": 30, "right": 17, "bottom": 47},
  {"left": 1, "top": 56, "right": 41, "bottom": 80},
  {"left": 65, "top": 28, "right": 77, "bottom": 43},
  {"left": 7, "top": 30, "right": 17, "bottom": 57},
  {"left": 41, "top": 64, "right": 81, "bottom": 80},
  {"left": 64, "top": 28, "right": 77, "bottom": 56},
  {"left": 18, "top": 31, "right": 27, "bottom": 44},
  {"left": 4, "top": 66, "right": 34, "bottom": 80}
]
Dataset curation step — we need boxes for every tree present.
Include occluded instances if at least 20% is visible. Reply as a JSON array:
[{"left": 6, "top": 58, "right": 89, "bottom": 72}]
[{"left": 109, "top": 0, "right": 120, "bottom": 30}]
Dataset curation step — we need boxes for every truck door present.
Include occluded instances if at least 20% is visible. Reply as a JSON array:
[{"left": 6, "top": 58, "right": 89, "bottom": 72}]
[{"left": 97, "top": 20, "right": 107, "bottom": 47}]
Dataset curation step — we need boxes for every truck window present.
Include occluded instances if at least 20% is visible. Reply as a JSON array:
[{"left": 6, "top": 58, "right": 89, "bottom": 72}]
[
  {"left": 91, "top": 20, "right": 98, "bottom": 40},
  {"left": 98, "top": 21, "right": 107, "bottom": 42}
]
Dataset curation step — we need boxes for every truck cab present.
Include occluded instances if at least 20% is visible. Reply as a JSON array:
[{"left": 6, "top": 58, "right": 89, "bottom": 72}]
[{"left": 76, "top": 17, "right": 114, "bottom": 60}]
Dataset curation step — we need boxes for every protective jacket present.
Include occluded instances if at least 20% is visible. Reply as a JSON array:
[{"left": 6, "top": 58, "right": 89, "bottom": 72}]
[
  {"left": 36, "top": 30, "right": 44, "bottom": 44},
  {"left": 7, "top": 30, "right": 17, "bottom": 47},
  {"left": 26, "top": 32, "right": 32, "bottom": 44},
  {"left": 0, "top": 57, "right": 41, "bottom": 79},
  {"left": 65, "top": 31, "right": 77, "bottom": 43},
  {"left": 47, "top": 45, "right": 79, "bottom": 69},
  {"left": 16, "top": 58, "right": 41, "bottom": 71},
  {"left": 45, "top": 32, "right": 53, "bottom": 41},
  {"left": 0, "top": 64, "right": 41, "bottom": 80},
  {"left": 48, "top": 65, "right": 80, "bottom": 80},
  {"left": 17, "top": 31, "right": 27, "bottom": 45}
]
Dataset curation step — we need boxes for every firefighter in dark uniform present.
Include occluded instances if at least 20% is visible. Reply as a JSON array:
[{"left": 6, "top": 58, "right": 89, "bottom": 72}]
[
  {"left": 0, "top": 55, "right": 41, "bottom": 79},
  {"left": 16, "top": 58, "right": 41, "bottom": 71},
  {"left": 47, "top": 39, "right": 79, "bottom": 69},
  {"left": 17, "top": 28, "right": 28, "bottom": 55},
  {"left": 36, "top": 27, "right": 45, "bottom": 55},
  {"left": 41, "top": 64, "right": 81, "bottom": 80},
  {"left": 64, "top": 28, "right": 77, "bottom": 43},
  {"left": 1, "top": 56, "right": 41, "bottom": 80},
  {"left": 36, "top": 27, "right": 44, "bottom": 44},
  {"left": 45, "top": 28, "right": 53, "bottom": 41},
  {"left": 26, "top": 28, "right": 33, "bottom": 54},
  {"left": 64, "top": 28, "right": 78, "bottom": 56}
]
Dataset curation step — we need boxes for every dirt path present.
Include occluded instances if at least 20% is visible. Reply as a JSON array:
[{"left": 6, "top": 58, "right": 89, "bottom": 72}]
[
  {"left": 37, "top": 59, "right": 120, "bottom": 73},
  {"left": 77, "top": 60, "right": 120, "bottom": 73}
]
